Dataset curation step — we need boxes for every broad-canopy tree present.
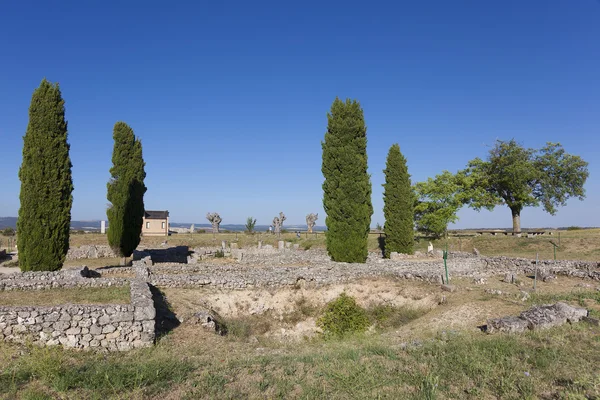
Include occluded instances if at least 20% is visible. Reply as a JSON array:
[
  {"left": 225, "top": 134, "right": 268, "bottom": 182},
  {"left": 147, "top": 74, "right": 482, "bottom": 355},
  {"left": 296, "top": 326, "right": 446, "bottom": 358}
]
[
  {"left": 464, "top": 140, "right": 588, "bottom": 233},
  {"left": 322, "top": 97, "right": 373, "bottom": 263},
  {"left": 17, "top": 79, "right": 74, "bottom": 271},
  {"left": 414, "top": 170, "right": 468, "bottom": 238},
  {"left": 382, "top": 144, "right": 413, "bottom": 256},
  {"left": 107, "top": 122, "right": 147, "bottom": 258}
]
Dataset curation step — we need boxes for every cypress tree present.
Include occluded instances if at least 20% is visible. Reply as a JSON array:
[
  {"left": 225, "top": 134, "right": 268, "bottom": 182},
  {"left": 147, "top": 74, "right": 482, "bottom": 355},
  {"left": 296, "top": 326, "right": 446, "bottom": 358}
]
[
  {"left": 17, "top": 79, "right": 73, "bottom": 271},
  {"left": 383, "top": 144, "right": 414, "bottom": 256},
  {"left": 322, "top": 98, "right": 373, "bottom": 263},
  {"left": 107, "top": 122, "right": 146, "bottom": 258}
]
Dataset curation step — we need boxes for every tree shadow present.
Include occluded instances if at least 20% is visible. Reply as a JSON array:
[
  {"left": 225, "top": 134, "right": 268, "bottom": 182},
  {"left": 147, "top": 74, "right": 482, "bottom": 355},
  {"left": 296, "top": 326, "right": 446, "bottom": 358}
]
[
  {"left": 149, "top": 284, "right": 180, "bottom": 339},
  {"left": 378, "top": 236, "right": 386, "bottom": 257},
  {"left": 145, "top": 246, "right": 189, "bottom": 263}
]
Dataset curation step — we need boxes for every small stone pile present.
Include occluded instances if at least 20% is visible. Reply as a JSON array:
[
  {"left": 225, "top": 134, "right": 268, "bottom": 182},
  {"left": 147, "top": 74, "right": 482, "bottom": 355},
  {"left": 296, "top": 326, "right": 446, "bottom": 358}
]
[{"left": 486, "top": 302, "right": 588, "bottom": 333}]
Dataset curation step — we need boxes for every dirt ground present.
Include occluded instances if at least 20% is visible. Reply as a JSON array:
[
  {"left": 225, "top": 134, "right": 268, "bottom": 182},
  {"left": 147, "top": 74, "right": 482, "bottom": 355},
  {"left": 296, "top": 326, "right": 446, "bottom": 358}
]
[{"left": 160, "top": 274, "right": 600, "bottom": 342}]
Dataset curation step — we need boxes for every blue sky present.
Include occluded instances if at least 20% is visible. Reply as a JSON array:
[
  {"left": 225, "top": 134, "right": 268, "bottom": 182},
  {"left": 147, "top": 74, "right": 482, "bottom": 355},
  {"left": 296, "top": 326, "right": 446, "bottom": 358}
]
[{"left": 0, "top": 1, "right": 598, "bottom": 228}]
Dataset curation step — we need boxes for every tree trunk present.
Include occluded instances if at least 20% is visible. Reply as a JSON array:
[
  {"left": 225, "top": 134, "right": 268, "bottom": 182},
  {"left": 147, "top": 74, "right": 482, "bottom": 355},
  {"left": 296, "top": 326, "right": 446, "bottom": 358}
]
[{"left": 511, "top": 208, "right": 521, "bottom": 235}]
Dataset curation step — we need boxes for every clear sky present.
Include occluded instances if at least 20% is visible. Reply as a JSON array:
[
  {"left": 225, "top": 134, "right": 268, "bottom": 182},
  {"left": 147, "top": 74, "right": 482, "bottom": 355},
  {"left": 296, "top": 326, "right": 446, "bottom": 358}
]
[{"left": 0, "top": 1, "right": 598, "bottom": 228}]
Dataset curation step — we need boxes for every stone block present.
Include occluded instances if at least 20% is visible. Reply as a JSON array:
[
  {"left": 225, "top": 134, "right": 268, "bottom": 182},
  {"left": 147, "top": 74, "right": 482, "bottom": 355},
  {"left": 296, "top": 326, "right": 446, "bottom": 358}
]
[
  {"left": 111, "top": 312, "right": 134, "bottom": 323},
  {"left": 134, "top": 306, "right": 156, "bottom": 321},
  {"left": 102, "top": 325, "right": 116, "bottom": 334},
  {"left": 89, "top": 324, "right": 102, "bottom": 335},
  {"left": 486, "top": 316, "right": 529, "bottom": 334},
  {"left": 441, "top": 284, "right": 456, "bottom": 293},
  {"left": 65, "top": 327, "right": 81, "bottom": 335}
]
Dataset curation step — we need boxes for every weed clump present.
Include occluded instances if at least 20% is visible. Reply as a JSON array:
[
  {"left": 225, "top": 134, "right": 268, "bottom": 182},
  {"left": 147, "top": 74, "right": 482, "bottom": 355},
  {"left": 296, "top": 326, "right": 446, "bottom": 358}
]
[{"left": 317, "top": 293, "right": 370, "bottom": 338}]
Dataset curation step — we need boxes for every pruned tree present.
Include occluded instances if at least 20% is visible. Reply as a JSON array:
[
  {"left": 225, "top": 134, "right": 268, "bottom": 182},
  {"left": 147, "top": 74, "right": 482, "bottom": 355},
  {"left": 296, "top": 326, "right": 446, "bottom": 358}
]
[
  {"left": 382, "top": 144, "right": 413, "bottom": 256},
  {"left": 322, "top": 98, "right": 372, "bottom": 263},
  {"left": 206, "top": 212, "right": 222, "bottom": 234},
  {"left": 17, "top": 79, "right": 73, "bottom": 271},
  {"left": 245, "top": 217, "right": 257, "bottom": 233},
  {"left": 464, "top": 140, "right": 589, "bottom": 234},
  {"left": 306, "top": 213, "right": 318, "bottom": 233},
  {"left": 107, "top": 122, "right": 147, "bottom": 259},
  {"left": 273, "top": 212, "right": 286, "bottom": 235}
]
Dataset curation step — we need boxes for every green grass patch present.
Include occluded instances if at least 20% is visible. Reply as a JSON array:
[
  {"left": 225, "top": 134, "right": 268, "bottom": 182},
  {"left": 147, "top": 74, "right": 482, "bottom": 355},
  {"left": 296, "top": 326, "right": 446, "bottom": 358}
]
[
  {"left": 1, "top": 323, "right": 600, "bottom": 399},
  {"left": 0, "top": 285, "right": 130, "bottom": 306},
  {"left": 0, "top": 345, "right": 193, "bottom": 399},
  {"left": 367, "top": 304, "right": 427, "bottom": 329},
  {"left": 526, "top": 290, "right": 600, "bottom": 307}
]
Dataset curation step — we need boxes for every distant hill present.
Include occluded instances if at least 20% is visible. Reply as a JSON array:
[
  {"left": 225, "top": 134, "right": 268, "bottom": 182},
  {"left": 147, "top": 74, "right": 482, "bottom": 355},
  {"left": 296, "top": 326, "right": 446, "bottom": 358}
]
[
  {"left": 0, "top": 217, "right": 16, "bottom": 230},
  {"left": 0, "top": 217, "right": 595, "bottom": 233},
  {"left": 0, "top": 217, "right": 327, "bottom": 232}
]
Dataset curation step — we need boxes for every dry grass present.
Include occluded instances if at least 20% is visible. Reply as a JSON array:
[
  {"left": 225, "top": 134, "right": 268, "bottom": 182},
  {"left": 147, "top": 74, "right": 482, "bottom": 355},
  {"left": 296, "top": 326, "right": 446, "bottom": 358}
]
[
  {"left": 0, "top": 286, "right": 130, "bottom": 306},
  {"left": 57, "top": 228, "right": 600, "bottom": 262}
]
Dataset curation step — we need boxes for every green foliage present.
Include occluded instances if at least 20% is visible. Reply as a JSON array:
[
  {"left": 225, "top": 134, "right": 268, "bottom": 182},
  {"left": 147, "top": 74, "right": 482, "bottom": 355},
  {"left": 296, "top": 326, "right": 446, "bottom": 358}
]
[
  {"left": 367, "top": 304, "right": 424, "bottom": 328},
  {"left": 107, "top": 122, "right": 147, "bottom": 257},
  {"left": 1, "top": 227, "right": 15, "bottom": 236},
  {"left": 566, "top": 226, "right": 582, "bottom": 231},
  {"left": 317, "top": 293, "right": 370, "bottom": 338},
  {"left": 321, "top": 98, "right": 373, "bottom": 263},
  {"left": 382, "top": 144, "right": 414, "bottom": 256},
  {"left": 414, "top": 170, "right": 467, "bottom": 239},
  {"left": 0, "top": 345, "right": 193, "bottom": 398},
  {"left": 245, "top": 217, "right": 257, "bottom": 233},
  {"left": 464, "top": 140, "right": 589, "bottom": 232},
  {"left": 302, "top": 242, "right": 314, "bottom": 250},
  {"left": 17, "top": 79, "right": 73, "bottom": 272}
]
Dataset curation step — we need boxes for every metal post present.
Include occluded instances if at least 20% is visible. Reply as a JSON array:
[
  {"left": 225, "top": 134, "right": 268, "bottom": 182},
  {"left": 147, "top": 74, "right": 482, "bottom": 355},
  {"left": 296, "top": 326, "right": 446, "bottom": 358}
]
[
  {"left": 554, "top": 245, "right": 556, "bottom": 261},
  {"left": 443, "top": 250, "right": 449, "bottom": 284}
]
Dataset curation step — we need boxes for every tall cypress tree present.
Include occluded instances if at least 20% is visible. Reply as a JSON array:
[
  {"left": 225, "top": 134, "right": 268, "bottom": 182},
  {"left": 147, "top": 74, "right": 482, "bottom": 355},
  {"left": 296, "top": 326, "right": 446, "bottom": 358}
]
[
  {"left": 322, "top": 97, "right": 373, "bottom": 263},
  {"left": 17, "top": 79, "right": 73, "bottom": 272},
  {"left": 383, "top": 144, "right": 414, "bottom": 256},
  {"left": 107, "top": 122, "right": 146, "bottom": 258}
]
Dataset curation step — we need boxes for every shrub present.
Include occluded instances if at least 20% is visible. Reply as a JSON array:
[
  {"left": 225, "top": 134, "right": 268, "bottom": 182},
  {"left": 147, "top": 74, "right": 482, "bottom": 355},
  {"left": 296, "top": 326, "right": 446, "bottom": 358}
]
[
  {"left": 214, "top": 250, "right": 225, "bottom": 258},
  {"left": 566, "top": 226, "right": 582, "bottom": 231},
  {"left": 1, "top": 227, "right": 15, "bottom": 236},
  {"left": 317, "top": 293, "right": 370, "bottom": 338}
]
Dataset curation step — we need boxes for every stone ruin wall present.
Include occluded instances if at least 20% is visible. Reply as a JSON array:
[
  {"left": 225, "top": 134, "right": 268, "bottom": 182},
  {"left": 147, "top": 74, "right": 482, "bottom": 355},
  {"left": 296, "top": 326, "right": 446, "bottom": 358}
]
[
  {"left": 0, "top": 270, "right": 155, "bottom": 351},
  {"left": 129, "top": 247, "right": 600, "bottom": 290},
  {"left": 67, "top": 245, "right": 117, "bottom": 260}
]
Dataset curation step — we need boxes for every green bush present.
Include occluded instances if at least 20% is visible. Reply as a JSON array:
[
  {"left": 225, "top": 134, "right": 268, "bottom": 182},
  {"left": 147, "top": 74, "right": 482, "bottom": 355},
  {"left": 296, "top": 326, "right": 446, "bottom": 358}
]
[
  {"left": 1, "top": 227, "right": 15, "bottom": 236},
  {"left": 317, "top": 293, "right": 370, "bottom": 338},
  {"left": 302, "top": 242, "right": 313, "bottom": 250},
  {"left": 566, "top": 226, "right": 582, "bottom": 231}
]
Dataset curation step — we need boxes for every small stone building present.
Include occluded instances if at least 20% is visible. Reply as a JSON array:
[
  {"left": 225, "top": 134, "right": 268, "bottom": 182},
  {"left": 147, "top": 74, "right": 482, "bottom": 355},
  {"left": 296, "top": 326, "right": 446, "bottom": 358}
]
[{"left": 142, "top": 210, "right": 169, "bottom": 236}]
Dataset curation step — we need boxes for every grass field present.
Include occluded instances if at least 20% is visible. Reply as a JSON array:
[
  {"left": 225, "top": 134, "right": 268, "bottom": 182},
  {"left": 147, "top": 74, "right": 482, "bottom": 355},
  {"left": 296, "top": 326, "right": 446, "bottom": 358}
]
[
  {"left": 0, "top": 286, "right": 130, "bottom": 306},
  {"left": 0, "top": 277, "right": 599, "bottom": 399},
  {"left": 2, "top": 228, "right": 599, "bottom": 262}
]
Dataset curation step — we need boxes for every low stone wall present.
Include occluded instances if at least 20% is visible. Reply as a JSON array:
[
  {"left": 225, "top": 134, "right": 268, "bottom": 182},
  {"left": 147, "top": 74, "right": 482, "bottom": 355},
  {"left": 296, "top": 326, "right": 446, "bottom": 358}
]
[
  {"left": 0, "top": 268, "right": 128, "bottom": 291},
  {"left": 0, "top": 276, "right": 155, "bottom": 351},
  {"left": 67, "top": 245, "right": 117, "bottom": 260},
  {"left": 137, "top": 251, "right": 600, "bottom": 290}
]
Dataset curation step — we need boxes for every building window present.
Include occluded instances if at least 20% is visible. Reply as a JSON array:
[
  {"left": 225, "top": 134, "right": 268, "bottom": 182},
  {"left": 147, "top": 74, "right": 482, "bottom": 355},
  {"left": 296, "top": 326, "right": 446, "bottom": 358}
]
[
  {"left": 162, "top": 222, "right": 165, "bottom": 229},
  {"left": 146, "top": 222, "right": 150, "bottom": 229}
]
